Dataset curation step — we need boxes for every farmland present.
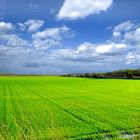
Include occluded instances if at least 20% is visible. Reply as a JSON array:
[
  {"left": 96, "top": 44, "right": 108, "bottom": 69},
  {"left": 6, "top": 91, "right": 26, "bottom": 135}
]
[{"left": 0, "top": 76, "right": 140, "bottom": 139}]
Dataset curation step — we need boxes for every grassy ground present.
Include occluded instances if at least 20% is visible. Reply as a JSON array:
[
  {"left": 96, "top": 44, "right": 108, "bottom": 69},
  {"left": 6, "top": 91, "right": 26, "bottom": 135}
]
[{"left": 0, "top": 76, "right": 140, "bottom": 139}]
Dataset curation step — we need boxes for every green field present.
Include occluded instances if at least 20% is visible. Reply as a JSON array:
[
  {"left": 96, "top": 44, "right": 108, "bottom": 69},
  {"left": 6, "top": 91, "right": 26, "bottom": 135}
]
[{"left": 0, "top": 76, "right": 140, "bottom": 140}]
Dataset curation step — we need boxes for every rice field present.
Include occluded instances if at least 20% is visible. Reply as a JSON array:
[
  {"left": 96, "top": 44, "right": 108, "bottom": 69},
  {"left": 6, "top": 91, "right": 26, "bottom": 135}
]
[{"left": 0, "top": 76, "right": 140, "bottom": 140}]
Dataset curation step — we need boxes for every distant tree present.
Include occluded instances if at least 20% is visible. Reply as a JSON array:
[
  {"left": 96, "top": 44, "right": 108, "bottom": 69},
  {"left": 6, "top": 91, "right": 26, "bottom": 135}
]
[
  {"left": 126, "top": 71, "right": 134, "bottom": 79},
  {"left": 63, "top": 68, "right": 140, "bottom": 79}
]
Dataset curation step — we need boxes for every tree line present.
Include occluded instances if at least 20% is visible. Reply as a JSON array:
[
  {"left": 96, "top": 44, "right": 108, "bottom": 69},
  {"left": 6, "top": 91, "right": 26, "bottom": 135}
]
[{"left": 63, "top": 69, "right": 140, "bottom": 79}]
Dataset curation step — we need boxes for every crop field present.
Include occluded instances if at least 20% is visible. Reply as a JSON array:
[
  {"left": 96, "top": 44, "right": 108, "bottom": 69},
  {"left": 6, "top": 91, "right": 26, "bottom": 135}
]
[{"left": 0, "top": 76, "right": 140, "bottom": 140}]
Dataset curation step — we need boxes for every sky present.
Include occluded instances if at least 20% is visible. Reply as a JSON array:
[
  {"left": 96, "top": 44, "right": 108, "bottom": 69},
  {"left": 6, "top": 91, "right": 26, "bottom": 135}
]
[{"left": 0, "top": 0, "right": 140, "bottom": 74}]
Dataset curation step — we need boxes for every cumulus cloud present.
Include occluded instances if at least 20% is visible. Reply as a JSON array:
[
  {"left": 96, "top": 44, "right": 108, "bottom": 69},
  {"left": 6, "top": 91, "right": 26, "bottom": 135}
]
[
  {"left": 32, "top": 26, "right": 74, "bottom": 49},
  {"left": 18, "top": 19, "right": 44, "bottom": 32},
  {"left": 113, "top": 32, "right": 121, "bottom": 38},
  {"left": 0, "top": 20, "right": 140, "bottom": 74},
  {"left": 95, "top": 43, "right": 127, "bottom": 55},
  {"left": 58, "top": 0, "right": 113, "bottom": 20},
  {"left": 113, "top": 20, "right": 139, "bottom": 32},
  {"left": 0, "top": 34, "right": 30, "bottom": 47},
  {"left": 0, "top": 20, "right": 73, "bottom": 50},
  {"left": 51, "top": 42, "right": 130, "bottom": 63},
  {"left": 112, "top": 21, "right": 140, "bottom": 45},
  {"left": 17, "top": 23, "right": 26, "bottom": 31},
  {"left": 124, "top": 27, "right": 140, "bottom": 44},
  {"left": 51, "top": 20, "right": 140, "bottom": 68},
  {"left": 126, "top": 52, "right": 140, "bottom": 65},
  {"left": 0, "top": 21, "right": 76, "bottom": 74},
  {"left": 0, "top": 21, "right": 14, "bottom": 32},
  {"left": 25, "top": 19, "right": 44, "bottom": 32},
  {"left": 112, "top": 21, "right": 140, "bottom": 66},
  {"left": 53, "top": 44, "right": 98, "bottom": 61}
]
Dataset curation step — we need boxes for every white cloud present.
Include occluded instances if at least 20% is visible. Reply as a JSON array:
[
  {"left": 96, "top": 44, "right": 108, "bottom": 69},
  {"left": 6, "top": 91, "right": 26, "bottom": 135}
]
[
  {"left": 77, "top": 42, "right": 95, "bottom": 54},
  {"left": 112, "top": 21, "right": 140, "bottom": 66},
  {"left": 0, "top": 21, "right": 73, "bottom": 51},
  {"left": 124, "top": 27, "right": 140, "bottom": 44},
  {"left": 112, "top": 21, "right": 140, "bottom": 46},
  {"left": 51, "top": 20, "right": 140, "bottom": 66},
  {"left": 1, "top": 19, "right": 140, "bottom": 74},
  {"left": 95, "top": 43, "right": 127, "bottom": 55},
  {"left": 25, "top": 19, "right": 44, "bottom": 32},
  {"left": 113, "top": 20, "right": 138, "bottom": 32},
  {"left": 32, "top": 26, "right": 74, "bottom": 49},
  {"left": 113, "top": 32, "right": 121, "bottom": 38},
  {"left": 135, "top": 28, "right": 140, "bottom": 42},
  {"left": 112, "top": 21, "right": 140, "bottom": 47},
  {"left": 58, "top": 0, "right": 113, "bottom": 20},
  {"left": 126, "top": 52, "right": 140, "bottom": 65},
  {"left": 0, "top": 34, "right": 30, "bottom": 47},
  {"left": 0, "top": 21, "right": 14, "bottom": 32},
  {"left": 17, "top": 23, "right": 26, "bottom": 31},
  {"left": 17, "top": 19, "right": 44, "bottom": 32},
  {"left": 51, "top": 42, "right": 130, "bottom": 64}
]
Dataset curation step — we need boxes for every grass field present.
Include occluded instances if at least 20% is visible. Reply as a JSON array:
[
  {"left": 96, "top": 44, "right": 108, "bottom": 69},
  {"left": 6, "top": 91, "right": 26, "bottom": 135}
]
[{"left": 0, "top": 76, "right": 140, "bottom": 140}]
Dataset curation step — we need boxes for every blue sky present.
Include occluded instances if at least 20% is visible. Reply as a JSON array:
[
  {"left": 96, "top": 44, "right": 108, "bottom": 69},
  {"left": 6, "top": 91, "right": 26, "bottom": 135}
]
[{"left": 0, "top": 0, "right": 140, "bottom": 74}]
